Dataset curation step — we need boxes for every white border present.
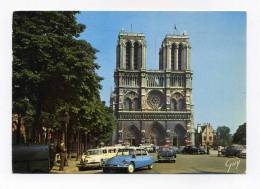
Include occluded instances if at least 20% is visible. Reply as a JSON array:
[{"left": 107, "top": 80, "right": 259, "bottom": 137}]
[{"left": 1, "top": 1, "right": 260, "bottom": 189}]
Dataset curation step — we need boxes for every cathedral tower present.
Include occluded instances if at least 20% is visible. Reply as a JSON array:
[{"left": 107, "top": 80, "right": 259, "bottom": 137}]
[{"left": 112, "top": 30, "right": 195, "bottom": 146}]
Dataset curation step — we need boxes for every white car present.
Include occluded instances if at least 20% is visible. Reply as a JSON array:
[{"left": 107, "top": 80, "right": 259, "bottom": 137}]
[
  {"left": 139, "top": 144, "right": 155, "bottom": 152},
  {"left": 76, "top": 146, "right": 123, "bottom": 170}
]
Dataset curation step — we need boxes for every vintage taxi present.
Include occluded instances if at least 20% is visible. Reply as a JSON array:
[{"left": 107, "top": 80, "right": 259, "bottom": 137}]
[
  {"left": 102, "top": 147, "right": 155, "bottom": 173},
  {"left": 76, "top": 146, "right": 122, "bottom": 171}
]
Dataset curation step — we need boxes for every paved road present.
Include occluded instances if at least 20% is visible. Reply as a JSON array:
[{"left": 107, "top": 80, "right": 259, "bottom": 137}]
[{"left": 51, "top": 151, "right": 246, "bottom": 174}]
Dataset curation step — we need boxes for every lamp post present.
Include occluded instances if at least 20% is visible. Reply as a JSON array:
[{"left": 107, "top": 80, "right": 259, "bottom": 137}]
[
  {"left": 118, "top": 130, "right": 123, "bottom": 144},
  {"left": 172, "top": 131, "right": 177, "bottom": 146},
  {"left": 141, "top": 129, "right": 145, "bottom": 144}
]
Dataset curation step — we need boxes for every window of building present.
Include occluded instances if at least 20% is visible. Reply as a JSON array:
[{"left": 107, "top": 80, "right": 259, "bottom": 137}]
[
  {"left": 126, "top": 41, "right": 131, "bottom": 70},
  {"left": 134, "top": 42, "right": 140, "bottom": 70},
  {"left": 171, "top": 44, "right": 176, "bottom": 70},
  {"left": 133, "top": 98, "right": 139, "bottom": 111},
  {"left": 124, "top": 98, "right": 132, "bottom": 111},
  {"left": 178, "top": 98, "right": 185, "bottom": 111},
  {"left": 170, "top": 98, "right": 177, "bottom": 111},
  {"left": 178, "top": 45, "right": 183, "bottom": 70}
]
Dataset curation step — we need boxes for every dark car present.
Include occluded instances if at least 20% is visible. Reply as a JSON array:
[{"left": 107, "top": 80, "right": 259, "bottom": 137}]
[
  {"left": 224, "top": 145, "right": 245, "bottom": 157},
  {"left": 182, "top": 146, "right": 199, "bottom": 154},
  {"left": 12, "top": 144, "right": 51, "bottom": 173},
  {"left": 176, "top": 146, "right": 185, "bottom": 154},
  {"left": 157, "top": 147, "right": 176, "bottom": 163}
]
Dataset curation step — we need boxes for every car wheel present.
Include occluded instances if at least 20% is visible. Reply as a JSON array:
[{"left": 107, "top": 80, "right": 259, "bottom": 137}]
[
  {"left": 148, "top": 164, "right": 153, "bottom": 169},
  {"left": 127, "top": 163, "right": 135, "bottom": 173}
]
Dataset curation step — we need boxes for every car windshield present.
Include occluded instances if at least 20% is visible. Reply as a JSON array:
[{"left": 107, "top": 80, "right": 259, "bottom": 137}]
[
  {"left": 117, "top": 149, "right": 135, "bottom": 156},
  {"left": 87, "top": 149, "right": 102, "bottom": 155}
]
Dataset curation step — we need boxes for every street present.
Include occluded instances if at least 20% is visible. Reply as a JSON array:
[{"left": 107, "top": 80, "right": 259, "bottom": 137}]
[{"left": 51, "top": 150, "right": 246, "bottom": 174}]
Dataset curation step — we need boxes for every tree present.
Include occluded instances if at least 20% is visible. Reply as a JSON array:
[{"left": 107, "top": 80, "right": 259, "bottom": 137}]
[
  {"left": 12, "top": 11, "right": 113, "bottom": 144},
  {"left": 232, "top": 123, "right": 246, "bottom": 145},
  {"left": 215, "top": 126, "right": 232, "bottom": 146}
]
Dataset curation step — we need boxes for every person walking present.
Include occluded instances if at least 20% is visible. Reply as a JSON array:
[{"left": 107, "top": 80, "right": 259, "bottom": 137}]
[{"left": 207, "top": 145, "right": 210, "bottom": 155}]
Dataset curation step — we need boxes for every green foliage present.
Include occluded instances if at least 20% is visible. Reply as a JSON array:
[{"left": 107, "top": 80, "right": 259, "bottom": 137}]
[
  {"left": 215, "top": 126, "right": 232, "bottom": 146},
  {"left": 12, "top": 11, "right": 114, "bottom": 144},
  {"left": 232, "top": 123, "right": 246, "bottom": 145}
]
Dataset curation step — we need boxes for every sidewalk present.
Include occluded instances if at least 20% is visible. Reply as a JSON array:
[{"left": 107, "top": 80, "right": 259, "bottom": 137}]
[{"left": 51, "top": 158, "right": 79, "bottom": 173}]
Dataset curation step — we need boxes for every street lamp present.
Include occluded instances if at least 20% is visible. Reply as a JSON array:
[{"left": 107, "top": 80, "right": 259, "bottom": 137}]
[
  {"left": 118, "top": 130, "right": 123, "bottom": 144},
  {"left": 141, "top": 129, "right": 145, "bottom": 144}
]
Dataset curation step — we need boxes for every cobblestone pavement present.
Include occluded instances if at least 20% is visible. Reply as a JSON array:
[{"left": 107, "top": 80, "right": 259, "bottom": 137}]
[{"left": 50, "top": 150, "right": 246, "bottom": 174}]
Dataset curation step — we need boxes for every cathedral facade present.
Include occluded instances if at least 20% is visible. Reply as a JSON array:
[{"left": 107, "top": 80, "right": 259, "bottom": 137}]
[{"left": 110, "top": 31, "right": 195, "bottom": 146}]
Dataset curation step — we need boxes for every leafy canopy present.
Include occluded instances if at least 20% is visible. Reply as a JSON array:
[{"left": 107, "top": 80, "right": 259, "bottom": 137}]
[{"left": 13, "top": 11, "right": 114, "bottom": 144}]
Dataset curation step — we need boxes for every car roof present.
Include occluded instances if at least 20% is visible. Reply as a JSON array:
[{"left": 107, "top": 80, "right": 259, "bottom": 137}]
[{"left": 119, "top": 147, "right": 147, "bottom": 150}]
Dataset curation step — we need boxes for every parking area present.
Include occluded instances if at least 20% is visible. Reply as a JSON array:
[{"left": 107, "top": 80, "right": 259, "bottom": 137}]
[{"left": 50, "top": 150, "right": 246, "bottom": 174}]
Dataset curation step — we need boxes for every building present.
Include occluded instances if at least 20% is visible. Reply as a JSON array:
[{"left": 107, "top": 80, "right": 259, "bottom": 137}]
[
  {"left": 111, "top": 30, "right": 195, "bottom": 146},
  {"left": 196, "top": 123, "right": 215, "bottom": 147}
]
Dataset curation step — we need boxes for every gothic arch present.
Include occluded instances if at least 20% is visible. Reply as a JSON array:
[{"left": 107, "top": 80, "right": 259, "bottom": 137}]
[
  {"left": 170, "top": 98, "right": 178, "bottom": 111},
  {"left": 171, "top": 92, "right": 184, "bottom": 100},
  {"left": 171, "top": 92, "right": 186, "bottom": 111},
  {"left": 149, "top": 122, "right": 167, "bottom": 145},
  {"left": 125, "top": 91, "right": 138, "bottom": 99},
  {"left": 125, "top": 124, "right": 141, "bottom": 146},
  {"left": 178, "top": 98, "right": 185, "bottom": 111},
  {"left": 174, "top": 124, "right": 187, "bottom": 146},
  {"left": 132, "top": 98, "right": 140, "bottom": 111},
  {"left": 124, "top": 97, "right": 132, "bottom": 111}
]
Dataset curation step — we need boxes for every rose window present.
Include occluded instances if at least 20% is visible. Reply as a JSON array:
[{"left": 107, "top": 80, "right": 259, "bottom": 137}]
[{"left": 147, "top": 90, "right": 163, "bottom": 110}]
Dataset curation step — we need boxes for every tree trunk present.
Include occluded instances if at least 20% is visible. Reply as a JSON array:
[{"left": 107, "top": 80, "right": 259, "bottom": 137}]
[
  {"left": 32, "top": 103, "right": 42, "bottom": 144},
  {"left": 16, "top": 113, "right": 22, "bottom": 144},
  {"left": 76, "top": 128, "right": 80, "bottom": 161}
]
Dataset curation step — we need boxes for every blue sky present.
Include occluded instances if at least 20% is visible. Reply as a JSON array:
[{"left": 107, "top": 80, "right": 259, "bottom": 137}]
[{"left": 77, "top": 11, "right": 246, "bottom": 133}]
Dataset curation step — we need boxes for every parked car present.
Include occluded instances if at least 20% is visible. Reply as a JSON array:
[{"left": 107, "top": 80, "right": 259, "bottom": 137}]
[
  {"left": 76, "top": 146, "right": 123, "bottom": 171},
  {"left": 220, "top": 147, "right": 226, "bottom": 156},
  {"left": 12, "top": 144, "right": 51, "bottom": 173},
  {"left": 139, "top": 144, "right": 156, "bottom": 153},
  {"left": 157, "top": 146, "right": 176, "bottom": 163},
  {"left": 198, "top": 147, "right": 207, "bottom": 154},
  {"left": 224, "top": 145, "right": 245, "bottom": 157},
  {"left": 103, "top": 147, "right": 155, "bottom": 173},
  {"left": 238, "top": 147, "right": 246, "bottom": 158},
  {"left": 176, "top": 146, "right": 185, "bottom": 153},
  {"left": 182, "top": 146, "right": 200, "bottom": 154}
]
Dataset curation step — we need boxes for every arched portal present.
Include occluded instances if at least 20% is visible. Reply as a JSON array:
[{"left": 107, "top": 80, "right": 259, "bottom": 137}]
[
  {"left": 174, "top": 124, "right": 187, "bottom": 146},
  {"left": 124, "top": 125, "right": 141, "bottom": 146},
  {"left": 149, "top": 122, "right": 167, "bottom": 146}
]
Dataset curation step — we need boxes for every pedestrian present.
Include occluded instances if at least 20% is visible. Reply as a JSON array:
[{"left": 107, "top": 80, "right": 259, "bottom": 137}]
[
  {"left": 207, "top": 146, "right": 210, "bottom": 155},
  {"left": 217, "top": 146, "right": 221, "bottom": 157},
  {"left": 59, "top": 139, "right": 66, "bottom": 171}
]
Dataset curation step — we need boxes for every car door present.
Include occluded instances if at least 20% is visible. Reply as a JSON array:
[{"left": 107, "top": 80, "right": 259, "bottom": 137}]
[
  {"left": 141, "top": 149, "right": 152, "bottom": 166},
  {"left": 133, "top": 149, "right": 144, "bottom": 168}
]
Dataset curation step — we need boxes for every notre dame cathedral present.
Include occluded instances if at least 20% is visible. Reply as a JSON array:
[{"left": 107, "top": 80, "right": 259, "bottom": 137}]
[{"left": 110, "top": 30, "right": 195, "bottom": 146}]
